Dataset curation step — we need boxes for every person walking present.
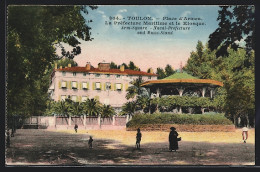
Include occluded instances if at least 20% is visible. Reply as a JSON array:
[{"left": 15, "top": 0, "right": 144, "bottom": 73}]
[
  {"left": 242, "top": 126, "right": 249, "bottom": 143},
  {"left": 136, "top": 128, "right": 142, "bottom": 149},
  {"left": 88, "top": 136, "right": 93, "bottom": 148},
  {"left": 169, "top": 127, "right": 180, "bottom": 152},
  {"left": 74, "top": 124, "right": 78, "bottom": 133}
]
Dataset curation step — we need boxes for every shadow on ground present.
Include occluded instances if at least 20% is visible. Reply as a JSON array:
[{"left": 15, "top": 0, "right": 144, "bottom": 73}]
[{"left": 5, "top": 129, "right": 255, "bottom": 166}]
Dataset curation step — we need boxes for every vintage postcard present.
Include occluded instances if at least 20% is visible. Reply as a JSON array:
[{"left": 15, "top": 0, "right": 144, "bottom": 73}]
[{"left": 5, "top": 4, "right": 256, "bottom": 166}]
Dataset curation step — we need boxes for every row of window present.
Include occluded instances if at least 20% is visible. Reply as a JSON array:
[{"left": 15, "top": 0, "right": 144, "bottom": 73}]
[
  {"left": 59, "top": 81, "right": 128, "bottom": 91},
  {"left": 61, "top": 72, "right": 152, "bottom": 79}
]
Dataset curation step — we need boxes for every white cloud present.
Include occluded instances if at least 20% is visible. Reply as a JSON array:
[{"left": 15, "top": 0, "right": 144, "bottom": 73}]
[
  {"left": 180, "top": 10, "right": 192, "bottom": 17},
  {"left": 153, "top": 8, "right": 168, "bottom": 19},
  {"left": 97, "top": 10, "right": 105, "bottom": 15},
  {"left": 118, "top": 9, "right": 127, "bottom": 13}
]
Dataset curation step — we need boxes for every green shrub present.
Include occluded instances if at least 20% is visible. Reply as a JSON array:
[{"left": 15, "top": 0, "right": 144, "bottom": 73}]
[{"left": 126, "top": 113, "right": 233, "bottom": 127}]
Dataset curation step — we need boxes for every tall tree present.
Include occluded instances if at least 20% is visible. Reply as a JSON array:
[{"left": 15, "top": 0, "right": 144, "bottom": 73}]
[
  {"left": 156, "top": 67, "right": 166, "bottom": 79},
  {"left": 110, "top": 61, "right": 118, "bottom": 69},
  {"left": 128, "top": 61, "right": 140, "bottom": 71},
  {"left": 185, "top": 41, "right": 255, "bottom": 127},
  {"left": 208, "top": 6, "right": 255, "bottom": 57},
  {"left": 55, "top": 57, "right": 78, "bottom": 68},
  {"left": 165, "top": 64, "right": 175, "bottom": 77},
  {"left": 7, "top": 6, "right": 97, "bottom": 120},
  {"left": 185, "top": 41, "right": 215, "bottom": 79}
]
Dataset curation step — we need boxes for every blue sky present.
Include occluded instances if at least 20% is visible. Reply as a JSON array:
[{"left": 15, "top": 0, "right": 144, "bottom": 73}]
[{"left": 74, "top": 5, "right": 220, "bottom": 71}]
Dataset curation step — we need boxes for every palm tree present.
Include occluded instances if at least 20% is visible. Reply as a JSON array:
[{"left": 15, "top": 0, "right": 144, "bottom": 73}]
[
  {"left": 121, "top": 101, "right": 136, "bottom": 116},
  {"left": 126, "top": 76, "right": 148, "bottom": 100},
  {"left": 68, "top": 102, "right": 83, "bottom": 116},
  {"left": 136, "top": 96, "right": 150, "bottom": 114},
  {"left": 100, "top": 105, "right": 115, "bottom": 118},
  {"left": 126, "top": 76, "right": 151, "bottom": 114},
  {"left": 54, "top": 100, "right": 70, "bottom": 117},
  {"left": 82, "top": 98, "right": 101, "bottom": 116}
]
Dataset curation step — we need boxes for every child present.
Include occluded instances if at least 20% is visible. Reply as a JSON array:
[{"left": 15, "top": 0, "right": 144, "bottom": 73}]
[
  {"left": 74, "top": 124, "right": 78, "bottom": 133},
  {"left": 242, "top": 126, "right": 248, "bottom": 143},
  {"left": 136, "top": 128, "right": 142, "bottom": 149},
  {"left": 88, "top": 136, "right": 93, "bottom": 148}
]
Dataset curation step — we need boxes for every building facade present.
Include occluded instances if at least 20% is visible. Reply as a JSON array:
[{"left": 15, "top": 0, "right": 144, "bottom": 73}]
[{"left": 48, "top": 62, "right": 157, "bottom": 108}]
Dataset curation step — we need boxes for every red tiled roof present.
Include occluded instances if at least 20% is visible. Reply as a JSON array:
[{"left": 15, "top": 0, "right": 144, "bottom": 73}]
[
  {"left": 141, "top": 79, "right": 223, "bottom": 87},
  {"left": 56, "top": 67, "right": 158, "bottom": 76}
]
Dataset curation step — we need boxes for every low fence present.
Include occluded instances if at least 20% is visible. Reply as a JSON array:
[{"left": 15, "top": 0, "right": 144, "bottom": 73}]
[{"left": 22, "top": 115, "right": 130, "bottom": 130}]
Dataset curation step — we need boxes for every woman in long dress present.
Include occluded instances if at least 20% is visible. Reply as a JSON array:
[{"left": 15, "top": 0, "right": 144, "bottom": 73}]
[{"left": 169, "top": 127, "right": 179, "bottom": 152}]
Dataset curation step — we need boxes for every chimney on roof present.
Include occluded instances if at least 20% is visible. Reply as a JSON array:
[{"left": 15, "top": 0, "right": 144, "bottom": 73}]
[
  {"left": 120, "top": 65, "right": 125, "bottom": 72},
  {"left": 68, "top": 63, "right": 71, "bottom": 68},
  {"left": 98, "top": 62, "right": 110, "bottom": 70},
  {"left": 149, "top": 68, "right": 153, "bottom": 74},
  {"left": 86, "top": 62, "right": 91, "bottom": 70},
  {"left": 54, "top": 63, "right": 57, "bottom": 69}
]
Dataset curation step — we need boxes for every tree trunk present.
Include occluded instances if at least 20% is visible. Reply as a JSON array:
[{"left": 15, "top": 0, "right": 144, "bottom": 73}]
[
  {"left": 201, "top": 108, "right": 205, "bottom": 114},
  {"left": 246, "top": 114, "right": 249, "bottom": 128},
  {"left": 179, "top": 106, "right": 182, "bottom": 114},
  {"left": 234, "top": 117, "right": 238, "bottom": 127}
]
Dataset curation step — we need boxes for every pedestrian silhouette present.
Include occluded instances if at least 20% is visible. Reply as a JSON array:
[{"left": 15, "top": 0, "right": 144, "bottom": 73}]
[
  {"left": 88, "top": 136, "right": 93, "bottom": 148},
  {"left": 74, "top": 124, "right": 78, "bottom": 133},
  {"left": 136, "top": 128, "right": 142, "bottom": 149},
  {"left": 242, "top": 126, "right": 248, "bottom": 143},
  {"left": 169, "top": 127, "right": 181, "bottom": 152}
]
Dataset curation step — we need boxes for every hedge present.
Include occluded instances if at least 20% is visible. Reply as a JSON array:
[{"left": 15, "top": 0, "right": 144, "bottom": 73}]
[{"left": 126, "top": 113, "right": 233, "bottom": 127}]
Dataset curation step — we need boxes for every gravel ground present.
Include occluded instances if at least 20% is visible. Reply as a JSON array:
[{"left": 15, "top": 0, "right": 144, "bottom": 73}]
[{"left": 5, "top": 129, "right": 255, "bottom": 166}]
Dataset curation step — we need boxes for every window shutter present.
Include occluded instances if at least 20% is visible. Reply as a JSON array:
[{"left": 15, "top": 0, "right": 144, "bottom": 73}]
[
  {"left": 121, "top": 83, "right": 123, "bottom": 90},
  {"left": 100, "top": 82, "right": 103, "bottom": 91},
  {"left": 76, "top": 82, "right": 79, "bottom": 89},
  {"left": 92, "top": 82, "right": 95, "bottom": 90},
  {"left": 79, "top": 82, "right": 82, "bottom": 90},
  {"left": 58, "top": 95, "right": 61, "bottom": 101},
  {"left": 114, "top": 83, "right": 116, "bottom": 91},
  {"left": 111, "top": 83, "right": 114, "bottom": 90},
  {"left": 68, "top": 81, "right": 71, "bottom": 89},
  {"left": 58, "top": 81, "right": 61, "bottom": 89},
  {"left": 125, "top": 83, "right": 128, "bottom": 91},
  {"left": 76, "top": 96, "right": 78, "bottom": 102},
  {"left": 78, "top": 96, "right": 82, "bottom": 102},
  {"left": 87, "top": 82, "right": 89, "bottom": 89},
  {"left": 104, "top": 83, "right": 106, "bottom": 90}
]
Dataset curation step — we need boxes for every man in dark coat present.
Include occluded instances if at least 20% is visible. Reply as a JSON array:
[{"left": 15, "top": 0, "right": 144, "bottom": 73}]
[
  {"left": 74, "top": 124, "right": 78, "bottom": 133},
  {"left": 136, "top": 128, "right": 142, "bottom": 149},
  {"left": 169, "top": 127, "right": 179, "bottom": 152}
]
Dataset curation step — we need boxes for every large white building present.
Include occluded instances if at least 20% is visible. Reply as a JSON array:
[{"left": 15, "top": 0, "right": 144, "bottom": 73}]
[{"left": 48, "top": 62, "right": 157, "bottom": 108}]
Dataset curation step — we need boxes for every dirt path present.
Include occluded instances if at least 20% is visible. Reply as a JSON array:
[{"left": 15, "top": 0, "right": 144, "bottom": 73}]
[{"left": 5, "top": 129, "right": 255, "bottom": 166}]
